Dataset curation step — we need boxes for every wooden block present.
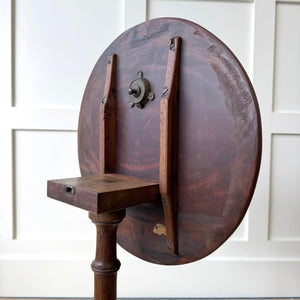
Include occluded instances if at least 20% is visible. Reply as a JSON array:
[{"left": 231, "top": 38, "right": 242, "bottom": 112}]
[{"left": 47, "top": 173, "right": 159, "bottom": 213}]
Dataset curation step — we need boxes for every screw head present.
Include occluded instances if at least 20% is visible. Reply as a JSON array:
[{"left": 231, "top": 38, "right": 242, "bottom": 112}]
[
  {"left": 148, "top": 92, "right": 155, "bottom": 101},
  {"left": 167, "top": 241, "right": 173, "bottom": 249},
  {"left": 137, "top": 71, "right": 143, "bottom": 78},
  {"left": 102, "top": 97, "right": 107, "bottom": 104},
  {"left": 162, "top": 87, "right": 169, "bottom": 96}
]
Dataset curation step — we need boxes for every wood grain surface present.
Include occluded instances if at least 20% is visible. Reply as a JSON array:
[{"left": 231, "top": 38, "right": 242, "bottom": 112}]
[
  {"left": 47, "top": 174, "right": 159, "bottom": 213},
  {"left": 78, "top": 18, "right": 262, "bottom": 265}
]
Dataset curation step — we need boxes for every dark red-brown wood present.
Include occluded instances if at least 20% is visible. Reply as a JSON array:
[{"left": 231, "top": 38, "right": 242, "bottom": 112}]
[
  {"left": 47, "top": 173, "right": 159, "bottom": 214},
  {"left": 78, "top": 18, "right": 262, "bottom": 265}
]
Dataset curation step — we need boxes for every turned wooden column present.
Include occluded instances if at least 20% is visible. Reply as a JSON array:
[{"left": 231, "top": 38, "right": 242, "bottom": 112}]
[{"left": 89, "top": 210, "right": 126, "bottom": 300}]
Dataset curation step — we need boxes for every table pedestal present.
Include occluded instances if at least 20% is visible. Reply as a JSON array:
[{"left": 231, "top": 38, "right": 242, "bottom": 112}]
[{"left": 89, "top": 210, "right": 126, "bottom": 300}]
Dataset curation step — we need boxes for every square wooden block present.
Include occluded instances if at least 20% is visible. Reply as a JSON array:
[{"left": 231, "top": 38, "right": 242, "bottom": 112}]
[{"left": 47, "top": 173, "right": 159, "bottom": 213}]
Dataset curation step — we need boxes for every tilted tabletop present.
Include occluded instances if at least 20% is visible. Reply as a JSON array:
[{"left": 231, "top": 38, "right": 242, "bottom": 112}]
[{"left": 77, "top": 18, "right": 262, "bottom": 265}]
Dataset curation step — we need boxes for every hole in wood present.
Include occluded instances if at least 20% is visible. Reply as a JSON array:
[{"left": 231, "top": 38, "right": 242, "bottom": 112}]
[{"left": 64, "top": 185, "right": 75, "bottom": 195}]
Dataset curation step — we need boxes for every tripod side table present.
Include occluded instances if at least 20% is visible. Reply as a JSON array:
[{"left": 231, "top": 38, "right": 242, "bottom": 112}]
[{"left": 47, "top": 18, "right": 262, "bottom": 300}]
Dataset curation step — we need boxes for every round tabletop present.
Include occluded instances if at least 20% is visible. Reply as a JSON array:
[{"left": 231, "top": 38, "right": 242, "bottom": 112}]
[{"left": 78, "top": 18, "right": 262, "bottom": 265}]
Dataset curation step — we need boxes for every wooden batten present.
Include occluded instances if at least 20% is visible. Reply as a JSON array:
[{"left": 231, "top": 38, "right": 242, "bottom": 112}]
[
  {"left": 99, "top": 54, "right": 117, "bottom": 174},
  {"left": 159, "top": 36, "right": 182, "bottom": 255}
]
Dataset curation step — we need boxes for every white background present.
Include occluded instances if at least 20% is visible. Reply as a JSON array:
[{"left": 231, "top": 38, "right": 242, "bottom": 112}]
[{"left": 0, "top": 0, "right": 299, "bottom": 297}]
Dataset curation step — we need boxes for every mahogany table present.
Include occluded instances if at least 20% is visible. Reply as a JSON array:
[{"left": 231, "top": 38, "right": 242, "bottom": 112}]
[{"left": 47, "top": 18, "right": 262, "bottom": 300}]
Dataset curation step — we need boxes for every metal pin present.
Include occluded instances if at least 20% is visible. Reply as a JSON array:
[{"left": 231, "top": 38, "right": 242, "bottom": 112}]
[{"left": 128, "top": 88, "right": 134, "bottom": 95}]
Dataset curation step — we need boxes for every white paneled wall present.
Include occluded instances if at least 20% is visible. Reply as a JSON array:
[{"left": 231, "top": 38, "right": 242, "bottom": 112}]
[
  {"left": 14, "top": 0, "right": 123, "bottom": 107},
  {"left": 14, "top": 130, "right": 89, "bottom": 241},
  {"left": 269, "top": 134, "right": 300, "bottom": 241},
  {"left": 273, "top": 3, "right": 300, "bottom": 112},
  {"left": 148, "top": 0, "right": 254, "bottom": 74},
  {"left": 0, "top": 0, "right": 299, "bottom": 297}
]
